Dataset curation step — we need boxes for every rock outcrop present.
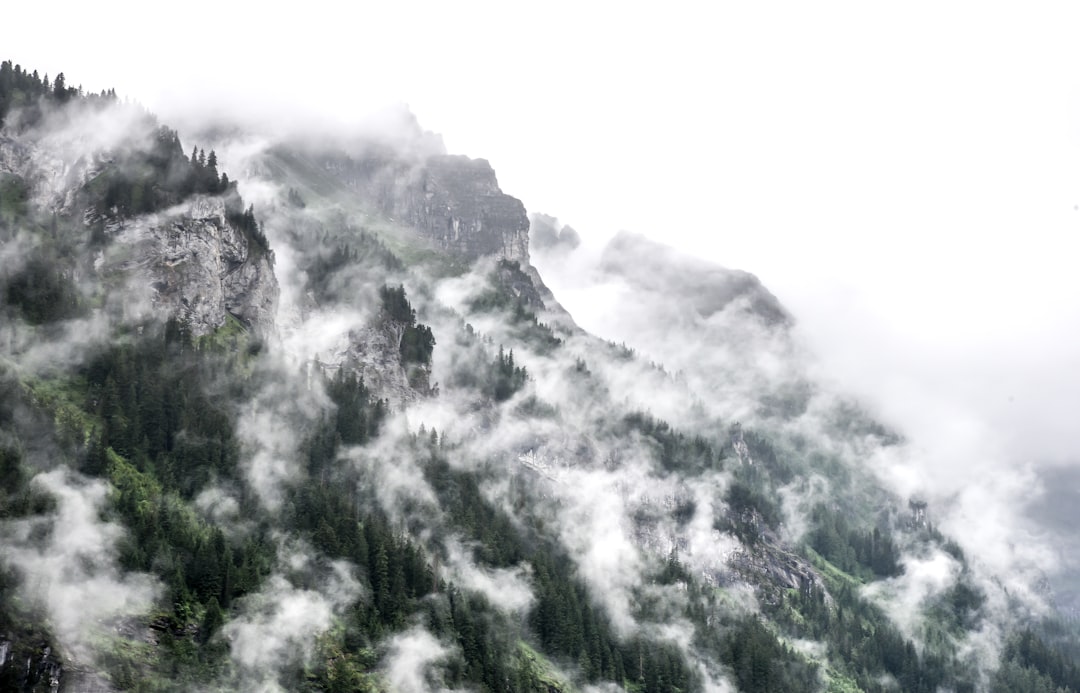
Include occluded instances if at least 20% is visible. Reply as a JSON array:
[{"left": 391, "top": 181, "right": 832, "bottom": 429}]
[
  {"left": 314, "top": 150, "right": 532, "bottom": 265},
  {"left": 396, "top": 155, "right": 531, "bottom": 264},
  {"left": 1, "top": 125, "right": 279, "bottom": 339},
  {"left": 99, "top": 195, "right": 278, "bottom": 337}
]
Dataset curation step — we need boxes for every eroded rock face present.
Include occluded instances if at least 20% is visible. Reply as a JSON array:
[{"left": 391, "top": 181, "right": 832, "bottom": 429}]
[
  {"left": 2, "top": 121, "right": 279, "bottom": 339},
  {"left": 100, "top": 195, "right": 278, "bottom": 337},
  {"left": 399, "top": 155, "right": 531, "bottom": 263},
  {"left": 0, "top": 133, "right": 100, "bottom": 216},
  {"left": 320, "top": 151, "right": 531, "bottom": 265}
]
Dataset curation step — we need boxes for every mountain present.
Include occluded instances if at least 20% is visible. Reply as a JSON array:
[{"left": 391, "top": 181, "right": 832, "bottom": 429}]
[{"left": 1, "top": 60, "right": 1079, "bottom": 693}]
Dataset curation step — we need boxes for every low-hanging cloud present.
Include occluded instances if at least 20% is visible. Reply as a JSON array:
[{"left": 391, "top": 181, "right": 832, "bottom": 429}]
[
  {"left": 381, "top": 626, "right": 459, "bottom": 693},
  {"left": 223, "top": 555, "right": 361, "bottom": 691},
  {"left": 0, "top": 468, "right": 161, "bottom": 666}
]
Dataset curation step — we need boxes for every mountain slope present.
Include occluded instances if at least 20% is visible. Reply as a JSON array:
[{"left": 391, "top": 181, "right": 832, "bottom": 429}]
[{"left": 0, "top": 61, "right": 1077, "bottom": 693}]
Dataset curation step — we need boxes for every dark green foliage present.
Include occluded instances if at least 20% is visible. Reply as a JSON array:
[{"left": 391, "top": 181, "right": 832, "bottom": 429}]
[
  {"left": 807, "top": 503, "right": 902, "bottom": 580},
  {"left": 0, "top": 60, "right": 115, "bottom": 128},
  {"left": 622, "top": 411, "right": 718, "bottom": 473},
  {"left": 323, "top": 368, "right": 383, "bottom": 446},
  {"left": 994, "top": 629, "right": 1080, "bottom": 693},
  {"left": 932, "top": 578, "right": 986, "bottom": 632},
  {"left": 379, "top": 284, "right": 414, "bottom": 323},
  {"left": 0, "top": 173, "right": 28, "bottom": 227},
  {"left": 739, "top": 428, "right": 796, "bottom": 485},
  {"left": 87, "top": 128, "right": 232, "bottom": 219},
  {"left": 305, "top": 236, "right": 403, "bottom": 304},
  {"left": 771, "top": 569, "right": 975, "bottom": 692},
  {"left": 422, "top": 455, "right": 524, "bottom": 568},
  {"left": 3, "top": 255, "right": 83, "bottom": 324},
  {"left": 379, "top": 284, "right": 436, "bottom": 365},
  {"left": 224, "top": 194, "right": 271, "bottom": 260},
  {"left": 718, "top": 480, "right": 782, "bottom": 545},
  {"left": 489, "top": 345, "right": 527, "bottom": 401},
  {"left": 400, "top": 322, "right": 436, "bottom": 365},
  {"left": 420, "top": 447, "right": 696, "bottom": 691},
  {"left": 0, "top": 444, "right": 55, "bottom": 519},
  {"left": 79, "top": 321, "right": 240, "bottom": 494},
  {"left": 720, "top": 616, "right": 817, "bottom": 693},
  {"left": 286, "top": 187, "right": 306, "bottom": 208},
  {"left": 468, "top": 260, "right": 563, "bottom": 352}
]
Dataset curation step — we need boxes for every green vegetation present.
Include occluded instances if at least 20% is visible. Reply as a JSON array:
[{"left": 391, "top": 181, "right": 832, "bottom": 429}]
[
  {"left": 469, "top": 259, "right": 563, "bottom": 352},
  {"left": 3, "top": 57, "right": 1080, "bottom": 693},
  {"left": 0, "top": 59, "right": 115, "bottom": 128},
  {"left": 993, "top": 629, "right": 1080, "bottom": 692},
  {"left": 3, "top": 253, "right": 84, "bottom": 325},
  {"left": 379, "top": 284, "right": 435, "bottom": 365},
  {"left": 806, "top": 503, "right": 901, "bottom": 580}
]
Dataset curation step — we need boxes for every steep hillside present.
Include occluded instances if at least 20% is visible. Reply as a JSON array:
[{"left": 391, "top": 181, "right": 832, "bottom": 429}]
[{"left": 0, "top": 61, "right": 1077, "bottom": 693}]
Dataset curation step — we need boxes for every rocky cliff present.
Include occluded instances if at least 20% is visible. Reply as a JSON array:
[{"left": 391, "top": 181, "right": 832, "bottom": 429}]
[
  {"left": 98, "top": 195, "right": 278, "bottom": 337},
  {"left": 395, "top": 155, "right": 531, "bottom": 264},
  {"left": 0, "top": 127, "right": 278, "bottom": 339},
  {"left": 313, "top": 150, "right": 531, "bottom": 265}
]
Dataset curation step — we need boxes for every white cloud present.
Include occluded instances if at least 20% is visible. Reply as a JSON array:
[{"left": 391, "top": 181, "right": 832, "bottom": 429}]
[{"left": 1, "top": 469, "right": 161, "bottom": 666}]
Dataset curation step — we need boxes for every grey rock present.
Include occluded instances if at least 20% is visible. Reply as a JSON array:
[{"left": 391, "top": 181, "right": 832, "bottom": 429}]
[{"left": 101, "top": 195, "right": 278, "bottom": 337}]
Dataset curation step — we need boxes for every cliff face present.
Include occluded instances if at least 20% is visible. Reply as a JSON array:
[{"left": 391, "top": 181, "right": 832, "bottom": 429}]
[
  {"left": 318, "top": 151, "right": 531, "bottom": 265},
  {"left": 0, "top": 129, "right": 279, "bottom": 339},
  {"left": 100, "top": 196, "right": 278, "bottom": 337},
  {"left": 393, "top": 155, "right": 531, "bottom": 264}
]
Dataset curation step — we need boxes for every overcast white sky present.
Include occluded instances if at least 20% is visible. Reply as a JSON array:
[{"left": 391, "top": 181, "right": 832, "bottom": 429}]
[{"left": 8, "top": 2, "right": 1080, "bottom": 471}]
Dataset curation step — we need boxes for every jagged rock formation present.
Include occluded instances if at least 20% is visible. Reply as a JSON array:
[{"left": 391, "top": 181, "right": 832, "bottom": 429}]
[
  {"left": 99, "top": 195, "right": 278, "bottom": 337},
  {"left": 392, "top": 155, "right": 531, "bottom": 264},
  {"left": 311, "top": 319, "right": 432, "bottom": 408},
  {"left": 1, "top": 123, "right": 279, "bottom": 339},
  {"left": 317, "top": 151, "right": 531, "bottom": 265}
]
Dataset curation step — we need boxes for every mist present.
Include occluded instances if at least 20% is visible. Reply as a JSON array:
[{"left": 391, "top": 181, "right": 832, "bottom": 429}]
[{"left": 2, "top": 4, "right": 1080, "bottom": 690}]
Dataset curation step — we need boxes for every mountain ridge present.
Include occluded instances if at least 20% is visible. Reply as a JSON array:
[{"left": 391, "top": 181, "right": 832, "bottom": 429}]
[{"left": 0, "top": 60, "right": 1077, "bottom": 693}]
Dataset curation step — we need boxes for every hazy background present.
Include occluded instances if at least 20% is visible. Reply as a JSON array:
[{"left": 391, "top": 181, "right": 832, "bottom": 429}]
[{"left": 8, "top": 2, "right": 1080, "bottom": 596}]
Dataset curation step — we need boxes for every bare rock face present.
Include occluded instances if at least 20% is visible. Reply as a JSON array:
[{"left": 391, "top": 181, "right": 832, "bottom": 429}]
[
  {"left": 342, "top": 321, "right": 429, "bottom": 407},
  {"left": 320, "top": 151, "right": 531, "bottom": 265},
  {"left": 397, "top": 155, "right": 531, "bottom": 264},
  {"left": 101, "top": 196, "right": 278, "bottom": 337},
  {"left": 0, "top": 133, "right": 99, "bottom": 216}
]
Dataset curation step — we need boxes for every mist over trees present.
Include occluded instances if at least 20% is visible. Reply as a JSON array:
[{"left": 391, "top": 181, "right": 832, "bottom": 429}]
[{"left": 0, "top": 59, "right": 1078, "bottom": 693}]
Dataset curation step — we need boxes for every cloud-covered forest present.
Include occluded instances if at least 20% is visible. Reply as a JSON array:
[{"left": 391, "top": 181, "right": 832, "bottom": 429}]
[{"left": 1, "top": 59, "right": 1079, "bottom": 693}]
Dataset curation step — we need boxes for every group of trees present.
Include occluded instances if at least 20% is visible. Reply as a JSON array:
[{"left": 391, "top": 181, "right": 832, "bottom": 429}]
[
  {"left": 807, "top": 502, "right": 902, "bottom": 579},
  {"left": 488, "top": 345, "right": 528, "bottom": 401},
  {"left": 993, "top": 629, "right": 1080, "bottom": 692},
  {"left": 420, "top": 443, "right": 698, "bottom": 691},
  {"left": 3, "top": 253, "right": 83, "bottom": 324},
  {"left": 89, "top": 127, "right": 226, "bottom": 216},
  {"left": 469, "top": 259, "right": 563, "bottom": 353},
  {"left": 305, "top": 236, "right": 403, "bottom": 304},
  {"left": 379, "top": 284, "right": 435, "bottom": 366},
  {"left": 0, "top": 59, "right": 112, "bottom": 127}
]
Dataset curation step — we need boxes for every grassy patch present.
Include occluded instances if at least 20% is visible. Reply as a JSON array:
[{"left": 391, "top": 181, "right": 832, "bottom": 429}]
[
  {"left": 23, "top": 374, "right": 98, "bottom": 446},
  {"left": 196, "top": 312, "right": 248, "bottom": 351},
  {"left": 825, "top": 667, "right": 866, "bottom": 693},
  {"left": 803, "top": 545, "right": 865, "bottom": 591},
  {"left": 516, "top": 641, "right": 572, "bottom": 691}
]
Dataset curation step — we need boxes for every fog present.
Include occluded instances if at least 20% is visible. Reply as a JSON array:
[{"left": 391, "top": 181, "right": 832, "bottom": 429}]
[
  {"left": 10, "top": 3, "right": 1077, "bottom": 458},
  {"left": 4, "top": 2, "right": 1080, "bottom": 688}
]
